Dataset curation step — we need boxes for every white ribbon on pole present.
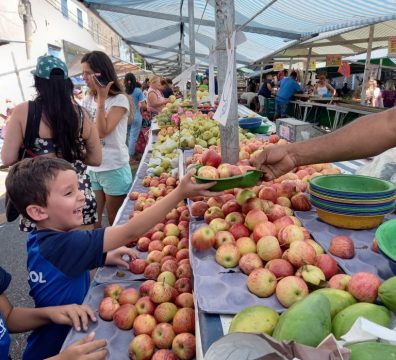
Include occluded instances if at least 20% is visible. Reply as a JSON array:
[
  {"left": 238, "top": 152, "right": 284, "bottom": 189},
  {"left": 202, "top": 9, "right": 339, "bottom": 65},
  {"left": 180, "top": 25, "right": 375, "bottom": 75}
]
[
  {"left": 213, "top": 31, "right": 246, "bottom": 126},
  {"left": 208, "top": 49, "right": 217, "bottom": 106}
]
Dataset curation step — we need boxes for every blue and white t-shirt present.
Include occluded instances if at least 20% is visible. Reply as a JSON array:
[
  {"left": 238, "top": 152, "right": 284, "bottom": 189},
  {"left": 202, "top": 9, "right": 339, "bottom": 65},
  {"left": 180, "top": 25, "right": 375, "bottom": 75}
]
[
  {"left": 0, "top": 266, "right": 11, "bottom": 359},
  {"left": 23, "top": 228, "right": 106, "bottom": 360}
]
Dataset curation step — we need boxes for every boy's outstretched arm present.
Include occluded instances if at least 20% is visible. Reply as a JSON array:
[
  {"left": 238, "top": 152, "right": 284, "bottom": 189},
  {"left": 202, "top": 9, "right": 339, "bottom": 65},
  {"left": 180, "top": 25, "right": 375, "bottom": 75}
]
[
  {"left": 103, "top": 171, "right": 222, "bottom": 252},
  {"left": 0, "top": 294, "right": 97, "bottom": 333}
]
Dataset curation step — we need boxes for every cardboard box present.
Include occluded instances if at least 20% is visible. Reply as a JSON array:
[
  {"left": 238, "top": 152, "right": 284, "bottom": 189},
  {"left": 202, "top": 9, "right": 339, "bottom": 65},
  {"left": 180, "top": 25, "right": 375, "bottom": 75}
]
[{"left": 276, "top": 118, "right": 324, "bottom": 142}]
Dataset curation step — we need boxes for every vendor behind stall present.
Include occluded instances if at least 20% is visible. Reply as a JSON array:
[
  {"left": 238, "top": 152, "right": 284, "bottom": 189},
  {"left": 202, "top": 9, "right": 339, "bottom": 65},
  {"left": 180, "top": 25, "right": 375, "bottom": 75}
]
[
  {"left": 258, "top": 73, "right": 273, "bottom": 113},
  {"left": 274, "top": 71, "right": 301, "bottom": 119}
]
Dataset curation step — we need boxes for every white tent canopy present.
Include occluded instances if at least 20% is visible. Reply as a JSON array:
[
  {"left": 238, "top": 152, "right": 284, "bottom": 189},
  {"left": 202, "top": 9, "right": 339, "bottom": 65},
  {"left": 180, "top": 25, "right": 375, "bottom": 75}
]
[{"left": 81, "top": 0, "right": 396, "bottom": 74}]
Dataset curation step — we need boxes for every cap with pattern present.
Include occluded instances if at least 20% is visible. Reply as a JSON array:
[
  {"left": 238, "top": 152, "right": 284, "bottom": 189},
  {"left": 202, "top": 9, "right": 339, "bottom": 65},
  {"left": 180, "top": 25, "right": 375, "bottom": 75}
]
[{"left": 31, "top": 55, "right": 69, "bottom": 79}]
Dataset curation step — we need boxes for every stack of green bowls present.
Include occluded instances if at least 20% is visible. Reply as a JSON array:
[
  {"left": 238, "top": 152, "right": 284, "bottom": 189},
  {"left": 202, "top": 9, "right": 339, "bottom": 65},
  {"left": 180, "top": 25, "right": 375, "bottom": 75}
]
[{"left": 309, "top": 174, "right": 396, "bottom": 229}]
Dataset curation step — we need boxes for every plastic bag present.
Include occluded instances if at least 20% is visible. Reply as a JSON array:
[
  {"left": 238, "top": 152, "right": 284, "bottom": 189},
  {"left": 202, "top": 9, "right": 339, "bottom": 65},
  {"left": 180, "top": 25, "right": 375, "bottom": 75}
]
[{"left": 355, "top": 147, "right": 396, "bottom": 184}]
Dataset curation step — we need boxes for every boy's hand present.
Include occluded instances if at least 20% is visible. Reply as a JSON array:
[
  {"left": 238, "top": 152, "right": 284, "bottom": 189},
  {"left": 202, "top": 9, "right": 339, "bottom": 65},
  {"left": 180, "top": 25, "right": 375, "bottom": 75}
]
[
  {"left": 105, "top": 246, "right": 137, "bottom": 269},
  {"left": 178, "top": 170, "right": 223, "bottom": 199},
  {"left": 53, "top": 332, "right": 107, "bottom": 360},
  {"left": 47, "top": 304, "right": 97, "bottom": 332}
]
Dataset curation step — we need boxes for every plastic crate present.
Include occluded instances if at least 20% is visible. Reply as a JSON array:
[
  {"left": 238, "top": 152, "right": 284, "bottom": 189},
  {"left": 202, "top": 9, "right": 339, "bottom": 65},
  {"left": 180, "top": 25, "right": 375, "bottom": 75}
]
[{"left": 262, "top": 98, "right": 275, "bottom": 120}]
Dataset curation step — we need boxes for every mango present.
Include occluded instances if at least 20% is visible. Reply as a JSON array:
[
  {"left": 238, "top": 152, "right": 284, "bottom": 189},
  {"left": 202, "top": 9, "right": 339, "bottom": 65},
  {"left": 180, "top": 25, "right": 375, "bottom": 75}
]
[
  {"left": 379, "top": 276, "right": 396, "bottom": 312},
  {"left": 314, "top": 288, "right": 357, "bottom": 318},
  {"left": 332, "top": 302, "right": 391, "bottom": 339},
  {"left": 346, "top": 342, "right": 396, "bottom": 360},
  {"left": 228, "top": 305, "right": 279, "bottom": 335},
  {"left": 272, "top": 293, "right": 331, "bottom": 347}
]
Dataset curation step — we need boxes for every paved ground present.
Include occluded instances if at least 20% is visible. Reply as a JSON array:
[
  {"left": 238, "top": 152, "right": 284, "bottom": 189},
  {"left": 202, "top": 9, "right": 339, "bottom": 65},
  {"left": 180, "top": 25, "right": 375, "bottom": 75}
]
[{"left": 0, "top": 169, "right": 32, "bottom": 359}]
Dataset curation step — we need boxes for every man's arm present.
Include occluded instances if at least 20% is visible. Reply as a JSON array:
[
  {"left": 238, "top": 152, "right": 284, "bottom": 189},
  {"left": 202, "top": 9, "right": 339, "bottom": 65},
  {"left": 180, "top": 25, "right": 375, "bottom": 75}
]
[{"left": 253, "top": 107, "right": 396, "bottom": 180}]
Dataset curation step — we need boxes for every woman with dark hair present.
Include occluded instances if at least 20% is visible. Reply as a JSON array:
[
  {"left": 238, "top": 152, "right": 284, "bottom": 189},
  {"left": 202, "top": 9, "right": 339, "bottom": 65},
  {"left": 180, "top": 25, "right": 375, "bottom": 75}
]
[
  {"left": 124, "top": 73, "right": 145, "bottom": 162},
  {"left": 81, "top": 51, "right": 131, "bottom": 226},
  {"left": 1, "top": 55, "right": 101, "bottom": 232}
]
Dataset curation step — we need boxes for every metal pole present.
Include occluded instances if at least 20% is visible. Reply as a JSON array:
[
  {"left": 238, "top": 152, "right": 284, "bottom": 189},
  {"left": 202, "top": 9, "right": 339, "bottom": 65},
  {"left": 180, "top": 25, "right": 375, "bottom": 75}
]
[
  {"left": 259, "top": 66, "right": 264, "bottom": 89},
  {"left": 11, "top": 52, "right": 25, "bottom": 101},
  {"left": 289, "top": 57, "right": 293, "bottom": 71},
  {"left": 215, "top": 0, "right": 239, "bottom": 164},
  {"left": 21, "top": 0, "right": 33, "bottom": 59},
  {"left": 361, "top": 25, "right": 375, "bottom": 105},
  {"left": 188, "top": 0, "right": 197, "bottom": 106},
  {"left": 302, "top": 47, "right": 312, "bottom": 91}
]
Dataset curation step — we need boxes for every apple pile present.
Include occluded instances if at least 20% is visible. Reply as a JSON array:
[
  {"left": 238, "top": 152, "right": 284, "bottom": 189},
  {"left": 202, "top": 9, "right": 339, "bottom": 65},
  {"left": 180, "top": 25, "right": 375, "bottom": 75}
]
[{"left": 98, "top": 282, "right": 195, "bottom": 360}]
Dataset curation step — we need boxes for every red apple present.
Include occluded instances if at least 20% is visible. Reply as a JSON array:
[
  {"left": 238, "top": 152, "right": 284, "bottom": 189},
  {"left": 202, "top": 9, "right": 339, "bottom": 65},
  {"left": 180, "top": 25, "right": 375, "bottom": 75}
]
[
  {"left": 215, "top": 243, "right": 240, "bottom": 268},
  {"left": 197, "top": 165, "right": 219, "bottom": 179},
  {"left": 103, "top": 284, "right": 123, "bottom": 300},
  {"left": 136, "top": 296, "right": 156, "bottom": 315},
  {"left": 256, "top": 236, "right": 282, "bottom": 262},
  {"left": 241, "top": 197, "right": 262, "bottom": 215},
  {"left": 113, "top": 304, "right": 138, "bottom": 330},
  {"left": 162, "top": 245, "right": 178, "bottom": 258},
  {"left": 214, "top": 230, "right": 236, "bottom": 249},
  {"left": 290, "top": 192, "right": 312, "bottom": 211},
  {"left": 275, "top": 276, "right": 309, "bottom": 307},
  {"left": 224, "top": 211, "right": 244, "bottom": 225},
  {"left": 329, "top": 236, "right": 355, "bottom": 259},
  {"left": 128, "top": 334, "right": 154, "bottom": 360},
  {"left": 235, "top": 236, "right": 256, "bottom": 255},
  {"left": 328, "top": 274, "right": 351, "bottom": 290},
  {"left": 149, "top": 240, "right": 165, "bottom": 253},
  {"left": 244, "top": 208, "right": 268, "bottom": 231},
  {"left": 202, "top": 149, "right": 222, "bottom": 167},
  {"left": 315, "top": 254, "right": 338, "bottom": 280},
  {"left": 174, "top": 277, "right": 192, "bottom": 293},
  {"left": 119, "top": 287, "right": 140, "bottom": 305},
  {"left": 154, "top": 302, "right": 178, "bottom": 323},
  {"left": 267, "top": 204, "right": 287, "bottom": 222},
  {"left": 172, "top": 307, "right": 195, "bottom": 334},
  {"left": 144, "top": 262, "right": 161, "bottom": 280},
  {"left": 348, "top": 272, "right": 381, "bottom": 303},
  {"left": 133, "top": 314, "right": 157, "bottom": 335},
  {"left": 139, "top": 280, "right": 156, "bottom": 297},
  {"left": 207, "top": 196, "right": 224, "bottom": 208},
  {"left": 176, "top": 264, "right": 192, "bottom": 279},
  {"left": 191, "top": 226, "right": 216, "bottom": 251},
  {"left": 152, "top": 350, "right": 178, "bottom": 360},
  {"left": 172, "top": 333, "right": 196, "bottom": 360},
  {"left": 247, "top": 268, "right": 277, "bottom": 298},
  {"left": 163, "top": 236, "right": 179, "bottom": 247},
  {"left": 239, "top": 253, "right": 263, "bottom": 275},
  {"left": 258, "top": 186, "right": 277, "bottom": 203},
  {"left": 252, "top": 222, "right": 277, "bottom": 241},
  {"left": 157, "top": 271, "right": 177, "bottom": 287},
  {"left": 161, "top": 260, "right": 178, "bottom": 274},
  {"left": 147, "top": 250, "right": 164, "bottom": 264},
  {"left": 175, "top": 293, "right": 194, "bottom": 309},
  {"left": 287, "top": 241, "right": 316, "bottom": 267},
  {"left": 98, "top": 297, "right": 120, "bottom": 321},
  {"left": 176, "top": 249, "right": 189, "bottom": 262},
  {"left": 152, "top": 322, "right": 176, "bottom": 349},
  {"left": 149, "top": 282, "right": 174, "bottom": 304},
  {"left": 190, "top": 201, "right": 209, "bottom": 217},
  {"left": 129, "top": 258, "right": 147, "bottom": 274},
  {"left": 164, "top": 223, "right": 180, "bottom": 237},
  {"left": 204, "top": 206, "right": 224, "bottom": 223},
  {"left": 229, "top": 223, "right": 250, "bottom": 240},
  {"left": 222, "top": 200, "right": 242, "bottom": 215},
  {"left": 277, "top": 225, "right": 305, "bottom": 247},
  {"left": 265, "top": 259, "right": 295, "bottom": 279},
  {"left": 209, "top": 218, "right": 230, "bottom": 232}
]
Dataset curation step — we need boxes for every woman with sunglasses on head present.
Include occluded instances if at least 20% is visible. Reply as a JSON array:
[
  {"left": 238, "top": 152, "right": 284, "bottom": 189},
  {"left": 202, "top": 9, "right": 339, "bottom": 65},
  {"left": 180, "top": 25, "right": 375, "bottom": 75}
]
[
  {"left": 1, "top": 55, "right": 101, "bottom": 232},
  {"left": 81, "top": 51, "right": 132, "bottom": 227}
]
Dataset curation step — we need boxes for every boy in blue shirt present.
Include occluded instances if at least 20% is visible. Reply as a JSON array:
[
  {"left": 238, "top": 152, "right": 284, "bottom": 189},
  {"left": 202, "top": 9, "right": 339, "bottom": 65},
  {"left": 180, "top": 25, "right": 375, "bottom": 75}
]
[
  {"left": 5, "top": 157, "right": 218, "bottom": 359},
  {"left": 0, "top": 266, "right": 106, "bottom": 359}
]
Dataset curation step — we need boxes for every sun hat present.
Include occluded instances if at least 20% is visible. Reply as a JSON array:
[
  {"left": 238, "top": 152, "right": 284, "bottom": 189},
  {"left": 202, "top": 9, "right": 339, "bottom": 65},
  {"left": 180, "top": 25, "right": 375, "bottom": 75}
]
[{"left": 31, "top": 55, "right": 69, "bottom": 79}]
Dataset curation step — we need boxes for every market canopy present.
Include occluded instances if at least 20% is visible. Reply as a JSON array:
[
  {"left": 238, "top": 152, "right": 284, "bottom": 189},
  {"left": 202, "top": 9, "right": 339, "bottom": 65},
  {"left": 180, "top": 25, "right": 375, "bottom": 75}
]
[
  {"left": 263, "top": 20, "right": 396, "bottom": 64},
  {"left": 80, "top": 0, "right": 396, "bottom": 74}
]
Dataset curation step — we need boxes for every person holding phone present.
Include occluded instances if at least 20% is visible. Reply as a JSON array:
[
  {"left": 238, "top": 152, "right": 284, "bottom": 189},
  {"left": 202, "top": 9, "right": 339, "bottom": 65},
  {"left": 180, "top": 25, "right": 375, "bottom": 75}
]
[{"left": 81, "top": 51, "right": 132, "bottom": 227}]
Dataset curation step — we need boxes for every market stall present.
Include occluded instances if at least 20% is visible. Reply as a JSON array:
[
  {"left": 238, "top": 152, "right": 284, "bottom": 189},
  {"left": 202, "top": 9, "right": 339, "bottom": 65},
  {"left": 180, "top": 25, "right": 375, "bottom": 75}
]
[{"left": 60, "top": 101, "right": 396, "bottom": 359}]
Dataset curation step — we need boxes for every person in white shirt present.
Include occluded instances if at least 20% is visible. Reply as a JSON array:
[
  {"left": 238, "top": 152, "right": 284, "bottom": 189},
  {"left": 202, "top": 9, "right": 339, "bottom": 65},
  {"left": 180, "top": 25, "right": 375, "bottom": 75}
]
[{"left": 81, "top": 51, "right": 131, "bottom": 226}]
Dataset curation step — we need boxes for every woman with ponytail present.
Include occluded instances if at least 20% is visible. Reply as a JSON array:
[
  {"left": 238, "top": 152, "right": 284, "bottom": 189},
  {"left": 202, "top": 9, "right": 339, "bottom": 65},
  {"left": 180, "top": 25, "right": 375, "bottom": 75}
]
[{"left": 1, "top": 55, "right": 102, "bottom": 231}]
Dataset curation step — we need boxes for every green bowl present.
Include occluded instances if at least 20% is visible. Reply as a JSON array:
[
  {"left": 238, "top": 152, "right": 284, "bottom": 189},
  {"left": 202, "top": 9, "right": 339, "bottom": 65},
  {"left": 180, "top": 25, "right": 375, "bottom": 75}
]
[
  {"left": 310, "top": 175, "right": 396, "bottom": 198},
  {"left": 250, "top": 124, "right": 271, "bottom": 134},
  {"left": 375, "top": 219, "right": 396, "bottom": 262},
  {"left": 194, "top": 167, "right": 262, "bottom": 191}
]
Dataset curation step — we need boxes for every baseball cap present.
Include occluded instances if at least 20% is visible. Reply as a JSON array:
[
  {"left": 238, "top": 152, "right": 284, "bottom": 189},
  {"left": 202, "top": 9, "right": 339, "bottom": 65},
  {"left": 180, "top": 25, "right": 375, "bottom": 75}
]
[{"left": 31, "top": 55, "right": 69, "bottom": 79}]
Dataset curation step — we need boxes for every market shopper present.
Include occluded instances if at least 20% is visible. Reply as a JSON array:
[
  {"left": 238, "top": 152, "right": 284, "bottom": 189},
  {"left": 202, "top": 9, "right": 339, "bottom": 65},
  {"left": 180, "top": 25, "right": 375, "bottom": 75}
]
[
  {"left": 81, "top": 50, "right": 132, "bottom": 227},
  {"left": 124, "top": 73, "right": 145, "bottom": 163},
  {"left": 5, "top": 156, "right": 220, "bottom": 359},
  {"left": 252, "top": 107, "right": 396, "bottom": 180},
  {"left": 313, "top": 74, "right": 336, "bottom": 97},
  {"left": 146, "top": 75, "right": 169, "bottom": 115},
  {"left": 0, "top": 266, "right": 107, "bottom": 359},
  {"left": 161, "top": 78, "right": 174, "bottom": 98},
  {"left": 1, "top": 55, "right": 101, "bottom": 232},
  {"left": 258, "top": 73, "right": 273, "bottom": 113},
  {"left": 274, "top": 71, "right": 301, "bottom": 119}
]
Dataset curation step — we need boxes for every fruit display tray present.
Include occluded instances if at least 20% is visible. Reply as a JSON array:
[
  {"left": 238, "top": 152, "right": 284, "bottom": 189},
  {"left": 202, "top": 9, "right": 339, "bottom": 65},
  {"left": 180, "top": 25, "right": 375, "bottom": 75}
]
[
  {"left": 62, "top": 282, "right": 139, "bottom": 359},
  {"left": 94, "top": 250, "right": 148, "bottom": 284},
  {"left": 295, "top": 210, "right": 396, "bottom": 280},
  {"left": 189, "top": 221, "right": 286, "bottom": 315}
]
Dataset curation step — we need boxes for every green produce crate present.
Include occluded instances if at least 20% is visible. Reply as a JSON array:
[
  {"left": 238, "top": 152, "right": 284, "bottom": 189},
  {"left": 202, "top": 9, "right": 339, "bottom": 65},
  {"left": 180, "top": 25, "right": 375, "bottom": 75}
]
[{"left": 262, "top": 98, "right": 275, "bottom": 120}]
